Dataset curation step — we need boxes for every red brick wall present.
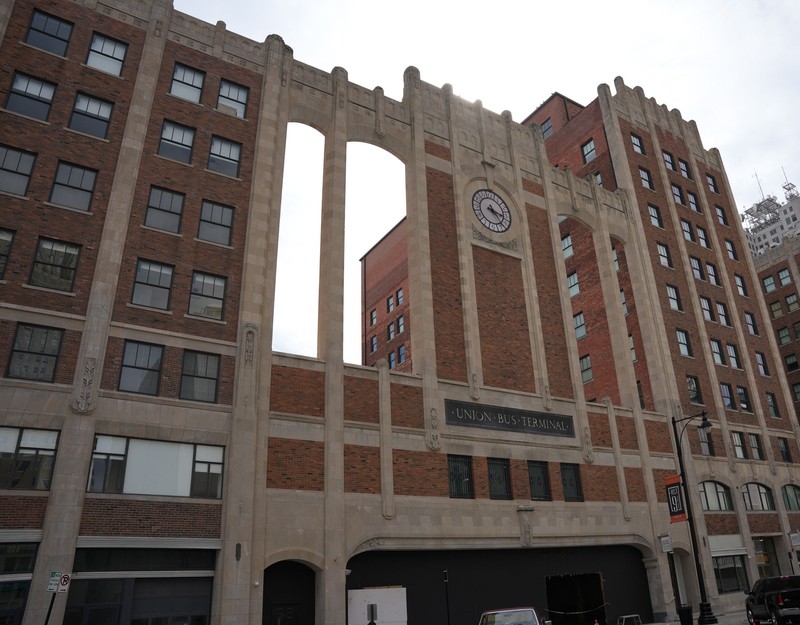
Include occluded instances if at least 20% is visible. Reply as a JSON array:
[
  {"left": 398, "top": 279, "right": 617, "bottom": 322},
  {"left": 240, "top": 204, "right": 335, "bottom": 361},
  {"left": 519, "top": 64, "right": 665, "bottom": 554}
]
[
  {"left": 625, "top": 467, "right": 647, "bottom": 503},
  {"left": 0, "top": 496, "right": 47, "bottom": 529},
  {"left": 344, "top": 444, "right": 380, "bottom": 494},
  {"left": 645, "top": 420, "right": 673, "bottom": 454},
  {"left": 616, "top": 415, "right": 639, "bottom": 450},
  {"left": 80, "top": 498, "right": 221, "bottom": 537},
  {"left": 511, "top": 459, "right": 530, "bottom": 500},
  {"left": 588, "top": 412, "right": 612, "bottom": 448},
  {"left": 747, "top": 512, "right": 781, "bottom": 534},
  {"left": 583, "top": 465, "right": 620, "bottom": 502},
  {"left": 425, "top": 140, "right": 450, "bottom": 161},
  {"left": 705, "top": 513, "right": 739, "bottom": 535},
  {"left": 270, "top": 366, "right": 325, "bottom": 417},
  {"left": 392, "top": 450, "right": 448, "bottom": 497},
  {"left": 344, "top": 376, "right": 378, "bottom": 424},
  {"left": 267, "top": 438, "right": 324, "bottom": 491},
  {"left": 390, "top": 383, "right": 424, "bottom": 429}
]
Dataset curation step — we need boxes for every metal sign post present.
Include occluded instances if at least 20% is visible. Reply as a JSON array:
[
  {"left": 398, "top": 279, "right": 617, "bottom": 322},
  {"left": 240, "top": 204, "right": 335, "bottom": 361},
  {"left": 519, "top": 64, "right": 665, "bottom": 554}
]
[{"left": 44, "top": 571, "right": 71, "bottom": 625}]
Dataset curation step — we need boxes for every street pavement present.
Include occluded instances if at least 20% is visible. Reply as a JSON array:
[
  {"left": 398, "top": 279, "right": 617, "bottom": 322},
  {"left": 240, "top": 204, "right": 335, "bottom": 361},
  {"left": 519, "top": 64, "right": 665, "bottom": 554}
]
[{"left": 652, "top": 612, "right": 747, "bottom": 625}]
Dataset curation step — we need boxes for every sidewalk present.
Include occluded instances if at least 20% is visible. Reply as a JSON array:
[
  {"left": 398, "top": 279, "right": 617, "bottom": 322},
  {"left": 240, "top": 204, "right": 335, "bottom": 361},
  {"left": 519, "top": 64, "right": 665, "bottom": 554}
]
[{"left": 650, "top": 612, "right": 746, "bottom": 625}]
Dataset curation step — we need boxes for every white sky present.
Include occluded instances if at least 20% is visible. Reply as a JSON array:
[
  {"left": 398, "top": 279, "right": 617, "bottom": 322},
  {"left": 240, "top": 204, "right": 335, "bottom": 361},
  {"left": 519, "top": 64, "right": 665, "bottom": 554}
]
[{"left": 175, "top": 0, "right": 800, "bottom": 363}]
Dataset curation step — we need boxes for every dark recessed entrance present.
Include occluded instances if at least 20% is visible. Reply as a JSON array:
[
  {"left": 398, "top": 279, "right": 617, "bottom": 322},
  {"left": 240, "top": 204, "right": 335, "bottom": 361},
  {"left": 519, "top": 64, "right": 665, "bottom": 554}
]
[
  {"left": 263, "top": 561, "right": 315, "bottom": 625},
  {"left": 546, "top": 573, "right": 607, "bottom": 625}
]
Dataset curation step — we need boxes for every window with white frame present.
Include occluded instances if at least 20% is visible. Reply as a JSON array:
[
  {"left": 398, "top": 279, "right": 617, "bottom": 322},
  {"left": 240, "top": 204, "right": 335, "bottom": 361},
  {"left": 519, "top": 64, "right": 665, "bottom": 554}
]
[
  {"left": 778, "top": 327, "right": 791, "bottom": 346},
  {"left": 680, "top": 219, "right": 694, "bottom": 241},
  {"left": 398, "top": 344, "right": 407, "bottom": 364},
  {"left": 770, "top": 301, "right": 783, "bottom": 319},
  {"left": 86, "top": 33, "right": 127, "bottom": 76},
  {"left": 397, "top": 315, "right": 405, "bottom": 334},
  {"left": 170, "top": 63, "right": 205, "bottom": 103},
  {"left": 369, "top": 336, "right": 377, "bottom": 353}
]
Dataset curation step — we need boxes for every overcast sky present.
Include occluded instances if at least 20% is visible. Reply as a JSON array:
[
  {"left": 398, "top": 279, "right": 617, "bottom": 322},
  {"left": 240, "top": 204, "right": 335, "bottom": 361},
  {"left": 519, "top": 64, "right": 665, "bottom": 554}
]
[{"left": 175, "top": 0, "right": 800, "bottom": 362}]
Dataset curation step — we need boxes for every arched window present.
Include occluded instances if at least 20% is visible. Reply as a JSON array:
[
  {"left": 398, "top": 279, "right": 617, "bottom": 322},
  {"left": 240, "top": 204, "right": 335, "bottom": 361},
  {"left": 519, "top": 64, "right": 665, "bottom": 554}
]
[
  {"left": 699, "top": 481, "right": 733, "bottom": 511},
  {"left": 742, "top": 483, "right": 775, "bottom": 511},
  {"left": 783, "top": 484, "right": 800, "bottom": 511}
]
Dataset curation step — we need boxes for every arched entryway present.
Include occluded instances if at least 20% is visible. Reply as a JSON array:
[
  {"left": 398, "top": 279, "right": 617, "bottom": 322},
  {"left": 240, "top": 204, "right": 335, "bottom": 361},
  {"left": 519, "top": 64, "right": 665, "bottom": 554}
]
[{"left": 263, "top": 561, "right": 316, "bottom": 625}]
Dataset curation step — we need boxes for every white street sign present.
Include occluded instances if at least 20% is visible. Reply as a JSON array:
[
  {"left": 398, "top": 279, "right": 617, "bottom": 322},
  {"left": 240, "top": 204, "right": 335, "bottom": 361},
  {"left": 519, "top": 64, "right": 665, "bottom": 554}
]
[
  {"left": 47, "top": 571, "right": 60, "bottom": 593},
  {"left": 57, "top": 573, "right": 71, "bottom": 593}
]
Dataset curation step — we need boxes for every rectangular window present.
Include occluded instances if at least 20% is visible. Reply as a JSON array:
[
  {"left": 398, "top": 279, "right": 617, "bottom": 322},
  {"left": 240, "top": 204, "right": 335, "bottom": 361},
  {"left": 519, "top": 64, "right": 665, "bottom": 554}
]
[
  {"left": 756, "top": 352, "right": 769, "bottom": 376},
  {"left": 528, "top": 461, "right": 551, "bottom": 501},
  {"left": 573, "top": 312, "right": 587, "bottom": 338},
  {"left": 369, "top": 336, "right": 377, "bottom": 353},
  {"left": 713, "top": 555, "right": 749, "bottom": 594},
  {"left": 612, "top": 248, "right": 619, "bottom": 271},
  {"left": 736, "top": 386, "right": 750, "bottom": 411},
  {"left": 779, "top": 268, "right": 792, "bottom": 286},
  {"left": 763, "top": 276, "right": 776, "bottom": 293},
  {"left": 710, "top": 339, "right": 725, "bottom": 365},
  {"left": 69, "top": 93, "right": 113, "bottom": 138},
  {"left": 687, "top": 375, "right": 703, "bottom": 404},
  {"left": 0, "top": 427, "right": 58, "bottom": 490},
  {"left": 180, "top": 351, "right": 220, "bottom": 403},
  {"left": 581, "top": 139, "right": 596, "bottom": 163},
  {"left": 699, "top": 296, "right": 713, "bottom": 320},
  {"left": 593, "top": 172, "right": 603, "bottom": 187},
  {"left": 6, "top": 73, "right": 55, "bottom": 121},
  {"left": 387, "top": 323, "right": 396, "bottom": 341},
  {"left": 766, "top": 393, "right": 780, "bottom": 418},
  {"left": 487, "top": 458, "right": 512, "bottom": 500},
  {"left": 786, "top": 354, "right": 798, "bottom": 371},
  {"left": 397, "top": 315, "right": 405, "bottom": 334},
  {"left": 561, "top": 233, "right": 574, "bottom": 258},
  {"left": 715, "top": 205, "right": 729, "bottom": 225},
  {"left": 687, "top": 191, "right": 700, "bottom": 212},
  {"left": 579, "top": 354, "right": 592, "bottom": 382},
  {"left": 727, "top": 344, "right": 740, "bottom": 369},
  {"left": 679, "top": 159, "right": 692, "bottom": 179},
  {"left": 788, "top": 294, "right": 799, "bottom": 312},
  {"left": 145, "top": 186, "right": 184, "bottom": 233},
  {"left": 716, "top": 302, "right": 729, "bottom": 325},
  {"left": 398, "top": 344, "right": 406, "bottom": 363},
  {"left": 0, "top": 228, "right": 13, "bottom": 279},
  {"left": 560, "top": 463, "right": 583, "bottom": 502},
  {"left": 448, "top": 454, "right": 474, "bottom": 498},
  {"left": 25, "top": 10, "right": 72, "bottom": 56},
  {"left": 732, "top": 432, "right": 747, "bottom": 459},
  {"left": 657, "top": 243, "right": 672, "bottom": 267},
  {"left": 778, "top": 328, "right": 791, "bottom": 346},
  {"left": 690, "top": 257, "right": 703, "bottom": 280},
  {"left": 159, "top": 120, "right": 195, "bottom": 163},
  {"left": 387, "top": 295, "right": 395, "bottom": 313},
  {"left": 779, "top": 438, "right": 792, "bottom": 462},
  {"left": 677, "top": 329, "right": 692, "bottom": 357},
  {"left": 396, "top": 288, "right": 404, "bottom": 306},
  {"left": 745, "top": 312, "right": 758, "bottom": 335},
  {"left": 697, "top": 227, "right": 709, "bottom": 248},
  {"left": 50, "top": 161, "right": 97, "bottom": 211},
  {"left": 639, "top": 167, "right": 653, "bottom": 190},
  {"left": 699, "top": 427, "right": 714, "bottom": 456},
  {"left": 735, "top": 274, "right": 747, "bottom": 296},
  {"left": 749, "top": 434, "right": 763, "bottom": 460},
  {"left": 540, "top": 118, "right": 553, "bottom": 139},
  {"left": 620, "top": 290, "right": 627, "bottom": 315},
  {"left": 0, "top": 145, "right": 36, "bottom": 196},
  {"left": 208, "top": 136, "right": 242, "bottom": 177},
  {"left": 132, "top": 259, "right": 173, "bottom": 310},
  {"left": 86, "top": 33, "right": 127, "bottom": 76},
  {"left": 629, "top": 335, "right": 637, "bottom": 362},
  {"left": 680, "top": 219, "right": 694, "bottom": 241},
  {"left": 567, "top": 272, "right": 579, "bottom": 297},
  {"left": 770, "top": 301, "right": 783, "bottom": 318},
  {"left": 663, "top": 151, "right": 675, "bottom": 170},
  {"left": 707, "top": 263, "right": 720, "bottom": 286},
  {"left": 198, "top": 200, "right": 233, "bottom": 246},
  {"left": 88, "top": 435, "right": 224, "bottom": 498},
  {"left": 673, "top": 184, "right": 685, "bottom": 206},
  {"left": 720, "top": 383, "right": 736, "bottom": 410},
  {"left": 171, "top": 63, "right": 205, "bottom": 103},
  {"left": 630, "top": 133, "right": 644, "bottom": 154},
  {"left": 388, "top": 351, "right": 396, "bottom": 369},
  {"left": 725, "top": 240, "right": 738, "bottom": 260},
  {"left": 369, "top": 309, "right": 377, "bottom": 326},
  {"left": 218, "top": 80, "right": 249, "bottom": 118},
  {"left": 29, "top": 238, "right": 80, "bottom": 291},
  {"left": 7, "top": 324, "right": 63, "bottom": 382},
  {"left": 707, "top": 173, "right": 719, "bottom": 193},
  {"left": 118, "top": 341, "right": 163, "bottom": 395},
  {"left": 189, "top": 272, "right": 226, "bottom": 320},
  {"left": 648, "top": 204, "right": 663, "bottom": 228},
  {"left": 668, "top": 285, "right": 683, "bottom": 311}
]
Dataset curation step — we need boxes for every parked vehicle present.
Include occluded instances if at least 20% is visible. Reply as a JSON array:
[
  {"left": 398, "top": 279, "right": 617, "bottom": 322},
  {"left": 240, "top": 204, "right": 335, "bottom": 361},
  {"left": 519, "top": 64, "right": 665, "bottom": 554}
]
[
  {"left": 479, "top": 608, "right": 550, "bottom": 625},
  {"left": 746, "top": 575, "right": 800, "bottom": 625}
]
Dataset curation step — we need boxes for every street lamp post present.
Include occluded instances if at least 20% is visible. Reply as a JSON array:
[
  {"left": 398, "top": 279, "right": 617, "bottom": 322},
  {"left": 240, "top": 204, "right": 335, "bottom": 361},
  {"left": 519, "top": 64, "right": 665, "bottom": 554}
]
[{"left": 670, "top": 411, "right": 718, "bottom": 625}]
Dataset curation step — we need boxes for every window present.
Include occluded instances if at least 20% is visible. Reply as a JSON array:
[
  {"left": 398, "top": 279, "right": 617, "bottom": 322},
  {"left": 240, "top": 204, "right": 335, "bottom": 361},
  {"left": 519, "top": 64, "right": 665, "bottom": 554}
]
[
  {"left": 770, "top": 301, "right": 783, "bottom": 319},
  {"left": 448, "top": 454, "right": 473, "bottom": 498},
  {"left": 779, "top": 438, "right": 793, "bottom": 463},
  {"left": 0, "top": 229, "right": 13, "bottom": 279},
  {"left": 208, "top": 136, "right": 242, "bottom": 177},
  {"left": 369, "top": 336, "right": 377, "bottom": 353},
  {"left": 778, "top": 328, "right": 791, "bottom": 346},
  {"left": 713, "top": 555, "right": 749, "bottom": 595},
  {"left": 763, "top": 276, "right": 777, "bottom": 293},
  {"left": 707, "top": 263, "right": 720, "bottom": 286},
  {"left": 690, "top": 257, "right": 703, "bottom": 280},
  {"left": 170, "top": 63, "right": 204, "bottom": 103},
  {"left": 387, "top": 323, "right": 396, "bottom": 341},
  {"left": 397, "top": 315, "right": 405, "bottom": 334},
  {"left": 657, "top": 243, "right": 672, "bottom": 268},
  {"left": 369, "top": 309, "right": 376, "bottom": 326},
  {"left": 560, "top": 463, "right": 583, "bottom": 501},
  {"left": 745, "top": 312, "right": 758, "bottom": 335},
  {"left": 680, "top": 219, "right": 694, "bottom": 241},
  {"left": 735, "top": 274, "right": 747, "bottom": 296},
  {"left": 25, "top": 10, "right": 72, "bottom": 56},
  {"left": 180, "top": 351, "right": 220, "bottom": 403},
  {"left": 217, "top": 80, "right": 249, "bottom": 118},
  {"left": 779, "top": 268, "right": 792, "bottom": 286},
  {"left": 567, "top": 272, "right": 579, "bottom": 297},
  {"left": 5, "top": 73, "right": 55, "bottom": 121},
  {"left": 648, "top": 204, "right": 663, "bottom": 228},
  {"left": 0, "top": 145, "right": 36, "bottom": 196},
  {"left": 396, "top": 288, "right": 404, "bottom": 306},
  {"left": 629, "top": 335, "right": 637, "bottom": 362},
  {"left": 88, "top": 435, "right": 224, "bottom": 498},
  {"left": 387, "top": 295, "right": 395, "bottom": 313},
  {"left": 725, "top": 239, "right": 738, "bottom": 260},
  {"left": 528, "top": 461, "right": 551, "bottom": 501},
  {"left": 593, "top": 172, "right": 603, "bottom": 187},
  {"left": 727, "top": 344, "right": 740, "bottom": 369},
  {"left": 581, "top": 139, "right": 596, "bottom": 164},
  {"left": 663, "top": 151, "right": 675, "bottom": 170},
  {"left": 716, "top": 302, "right": 729, "bottom": 326},
  {"left": 29, "top": 238, "right": 80, "bottom": 291},
  {"left": 69, "top": 94, "right": 113, "bottom": 138},
  {"left": 755, "top": 352, "right": 769, "bottom": 376},
  {"left": 697, "top": 226, "right": 709, "bottom": 248},
  {"left": 699, "top": 427, "right": 714, "bottom": 456},
  {"left": 766, "top": 393, "right": 780, "bottom": 418},
  {"left": 672, "top": 185, "right": 685, "bottom": 206},
  {"left": 198, "top": 200, "right": 233, "bottom": 245},
  {"left": 794, "top": 383, "right": 800, "bottom": 402},
  {"left": 687, "top": 375, "right": 703, "bottom": 404},
  {"left": 742, "top": 483, "right": 775, "bottom": 511},
  {"left": 132, "top": 260, "right": 173, "bottom": 310},
  {"left": 699, "top": 297, "right": 713, "bottom": 320},
  {"left": 637, "top": 380, "right": 645, "bottom": 409},
  {"left": 487, "top": 458, "right": 512, "bottom": 500},
  {"left": 639, "top": 167, "right": 653, "bottom": 189},
  {"left": 86, "top": 33, "right": 127, "bottom": 76},
  {"left": 715, "top": 205, "right": 729, "bottom": 225},
  {"left": 388, "top": 351, "right": 396, "bottom": 369},
  {"left": 573, "top": 312, "right": 587, "bottom": 339},
  {"left": 785, "top": 485, "right": 800, "bottom": 510},
  {"left": 561, "top": 234, "right": 574, "bottom": 258},
  {"left": 612, "top": 248, "right": 619, "bottom": 272},
  {"left": 159, "top": 120, "right": 195, "bottom": 163},
  {"left": 676, "top": 329, "right": 692, "bottom": 356},
  {"left": 0, "top": 427, "right": 58, "bottom": 491},
  {"left": 679, "top": 159, "right": 691, "bottom": 179},
  {"left": 687, "top": 191, "right": 700, "bottom": 212},
  {"left": 668, "top": 285, "right": 683, "bottom": 311},
  {"left": 788, "top": 294, "right": 799, "bottom": 312},
  {"left": 749, "top": 434, "right": 763, "bottom": 461},
  {"left": 145, "top": 186, "right": 184, "bottom": 233},
  {"left": 732, "top": 432, "right": 747, "bottom": 459},
  {"left": 579, "top": 354, "right": 592, "bottom": 382},
  {"left": 50, "top": 162, "right": 96, "bottom": 211},
  {"left": 118, "top": 341, "right": 163, "bottom": 395},
  {"left": 620, "top": 290, "right": 627, "bottom": 315},
  {"left": 630, "top": 133, "right": 644, "bottom": 154},
  {"left": 540, "top": 118, "right": 553, "bottom": 139},
  {"left": 398, "top": 344, "right": 406, "bottom": 364},
  {"left": 699, "top": 481, "right": 732, "bottom": 511},
  {"left": 720, "top": 383, "right": 735, "bottom": 409},
  {"left": 736, "top": 386, "right": 750, "bottom": 411},
  {"left": 707, "top": 173, "right": 719, "bottom": 193},
  {"left": 7, "top": 324, "right": 63, "bottom": 382},
  {"left": 189, "top": 272, "right": 226, "bottom": 320},
  {"left": 710, "top": 339, "right": 725, "bottom": 365}
]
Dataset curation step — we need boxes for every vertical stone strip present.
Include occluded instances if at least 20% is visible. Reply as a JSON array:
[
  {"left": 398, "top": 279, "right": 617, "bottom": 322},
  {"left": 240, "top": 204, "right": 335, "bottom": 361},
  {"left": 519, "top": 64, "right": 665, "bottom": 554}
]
[
  {"left": 377, "top": 360, "right": 395, "bottom": 519},
  {"left": 0, "top": 0, "right": 15, "bottom": 48}
]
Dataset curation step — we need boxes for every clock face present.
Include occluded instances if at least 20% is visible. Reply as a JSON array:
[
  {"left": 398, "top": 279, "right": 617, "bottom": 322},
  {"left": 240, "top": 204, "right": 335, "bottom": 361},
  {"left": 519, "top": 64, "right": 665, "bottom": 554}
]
[{"left": 472, "top": 189, "right": 511, "bottom": 233}]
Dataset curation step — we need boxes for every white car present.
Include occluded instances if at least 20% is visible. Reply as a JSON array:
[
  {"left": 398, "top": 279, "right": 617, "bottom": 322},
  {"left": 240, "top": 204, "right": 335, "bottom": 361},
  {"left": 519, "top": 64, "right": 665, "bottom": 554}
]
[{"left": 479, "top": 607, "right": 550, "bottom": 625}]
